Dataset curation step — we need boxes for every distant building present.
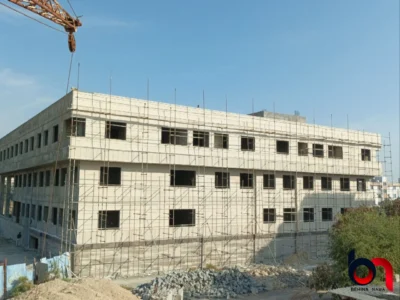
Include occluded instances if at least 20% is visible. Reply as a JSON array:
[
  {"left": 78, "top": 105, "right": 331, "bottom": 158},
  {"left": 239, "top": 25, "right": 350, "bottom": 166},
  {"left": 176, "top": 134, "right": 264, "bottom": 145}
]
[{"left": 369, "top": 176, "right": 400, "bottom": 204}]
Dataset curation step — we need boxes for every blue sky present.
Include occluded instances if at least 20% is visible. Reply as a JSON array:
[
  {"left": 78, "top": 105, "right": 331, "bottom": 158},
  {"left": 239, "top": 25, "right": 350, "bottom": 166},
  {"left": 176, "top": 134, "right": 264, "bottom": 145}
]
[{"left": 0, "top": 0, "right": 399, "bottom": 180}]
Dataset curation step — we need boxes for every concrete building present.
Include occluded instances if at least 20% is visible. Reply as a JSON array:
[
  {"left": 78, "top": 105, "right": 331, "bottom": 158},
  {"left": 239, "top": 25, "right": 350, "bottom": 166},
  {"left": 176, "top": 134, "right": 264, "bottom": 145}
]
[
  {"left": 0, "top": 90, "right": 381, "bottom": 277},
  {"left": 369, "top": 176, "right": 400, "bottom": 204}
]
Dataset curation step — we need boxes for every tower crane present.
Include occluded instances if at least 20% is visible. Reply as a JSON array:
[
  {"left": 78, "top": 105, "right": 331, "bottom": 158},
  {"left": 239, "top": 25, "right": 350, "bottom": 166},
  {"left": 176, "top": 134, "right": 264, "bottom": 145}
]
[{"left": 4, "top": 0, "right": 82, "bottom": 52}]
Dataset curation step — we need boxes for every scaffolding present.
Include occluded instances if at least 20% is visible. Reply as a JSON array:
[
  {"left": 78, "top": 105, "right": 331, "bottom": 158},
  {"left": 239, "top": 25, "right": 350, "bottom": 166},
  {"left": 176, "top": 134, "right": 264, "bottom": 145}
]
[{"left": 0, "top": 88, "right": 382, "bottom": 278}]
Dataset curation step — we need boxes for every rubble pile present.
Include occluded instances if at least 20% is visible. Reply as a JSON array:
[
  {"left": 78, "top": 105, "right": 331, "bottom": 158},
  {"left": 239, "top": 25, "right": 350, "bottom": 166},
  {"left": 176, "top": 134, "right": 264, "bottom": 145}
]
[
  {"left": 133, "top": 267, "right": 268, "bottom": 299},
  {"left": 133, "top": 264, "right": 311, "bottom": 299}
]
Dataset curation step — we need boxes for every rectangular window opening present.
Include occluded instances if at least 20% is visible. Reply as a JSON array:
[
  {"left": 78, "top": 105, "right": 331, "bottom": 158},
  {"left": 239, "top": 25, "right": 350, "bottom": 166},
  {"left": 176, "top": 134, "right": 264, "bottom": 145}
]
[
  {"left": 283, "top": 208, "right": 296, "bottom": 222},
  {"left": 283, "top": 175, "right": 295, "bottom": 189},
  {"left": 240, "top": 173, "right": 253, "bottom": 188},
  {"left": 322, "top": 208, "right": 333, "bottom": 221},
  {"left": 361, "top": 149, "right": 371, "bottom": 161},
  {"left": 215, "top": 172, "right": 230, "bottom": 188},
  {"left": 105, "top": 121, "right": 126, "bottom": 140},
  {"left": 303, "top": 176, "right": 314, "bottom": 190},
  {"left": 169, "top": 209, "right": 195, "bottom": 227},
  {"left": 321, "top": 177, "right": 332, "bottom": 190},
  {"left": 328, "top": 145, "right": 343, "bottom": 159},
  {"left": 170, "top": 170, "right": 196, "bottom": 187},
  {"left": 100, "top": 167, "right": 121, "bottom": 185},
  {"left": 313, "top": 144, "right": 324, "bottom": 157},
  {"left": 357, "top": 178, "right": 366, "bottom": 191},
  {"left": 340, "top": 178, "right": 350, "bottom": 191},
  {"left": 241, "top": 136, "right": 255, "bottom": 151},
  {"left": 298, "top": 142, "right": 308, "bottom": 156},
  {"left": 52, "top": 207, "right": 57, "bottom": 225},
  {"left": 65, "top": 118, "right": 86, "bottom": 137},
  {"left": 263, "top": 208, "right": 276, "bottom": 223},
  {"left": 161, "top": 127, "right": 188, "bottom": 145},
  {"left": 193, "top": 131, "right": 210, "bottom": 147},
  {"left": 214, "top": 133, "right": 229, "bottom": 149},
  {"left": 303, "top": 208, "right": 314, "bottom": 222},
  {"left": 53, "top": 125, "right": 59, "bottom": 143},
  {"left": 98, "top": 210, "right": 120, "bottom": 229},
  {"left": 44, "top": 130, "right": 49, "bottom": 146},
  {"left": 263, "top": 174, "right": 275, "bottom": 189}
]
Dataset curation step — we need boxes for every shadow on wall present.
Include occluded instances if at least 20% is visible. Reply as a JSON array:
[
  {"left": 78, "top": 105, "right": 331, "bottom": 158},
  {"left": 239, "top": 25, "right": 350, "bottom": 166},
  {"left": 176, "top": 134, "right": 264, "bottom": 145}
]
[{"left": 254, "top": 192, "right": 373, "bottom": 265}]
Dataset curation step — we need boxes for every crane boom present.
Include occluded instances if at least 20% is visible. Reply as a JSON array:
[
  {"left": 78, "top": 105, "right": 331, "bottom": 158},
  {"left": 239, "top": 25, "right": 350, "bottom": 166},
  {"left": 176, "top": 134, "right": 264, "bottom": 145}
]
[{"left": 7, "top": 0, "right": 82, "bottom": 52}]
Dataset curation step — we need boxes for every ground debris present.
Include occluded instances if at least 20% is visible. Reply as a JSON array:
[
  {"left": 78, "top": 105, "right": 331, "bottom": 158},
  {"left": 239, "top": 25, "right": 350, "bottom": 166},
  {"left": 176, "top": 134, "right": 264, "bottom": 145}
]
[{"left": 133, "top": 264, "right": 311, "bottom": 299}]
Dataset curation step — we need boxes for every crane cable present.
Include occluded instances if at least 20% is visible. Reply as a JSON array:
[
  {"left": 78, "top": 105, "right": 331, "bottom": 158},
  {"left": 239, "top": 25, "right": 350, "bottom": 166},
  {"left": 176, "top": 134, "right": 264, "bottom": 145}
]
[{"left": 0, "top": 2, "right": 66, "bottom": 34}]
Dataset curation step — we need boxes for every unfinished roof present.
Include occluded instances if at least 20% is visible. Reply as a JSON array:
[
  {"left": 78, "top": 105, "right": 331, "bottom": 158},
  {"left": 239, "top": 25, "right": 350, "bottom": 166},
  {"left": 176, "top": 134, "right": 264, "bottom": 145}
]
[{"left": 249, "top": 110, "right": 306, "bottom": 123}]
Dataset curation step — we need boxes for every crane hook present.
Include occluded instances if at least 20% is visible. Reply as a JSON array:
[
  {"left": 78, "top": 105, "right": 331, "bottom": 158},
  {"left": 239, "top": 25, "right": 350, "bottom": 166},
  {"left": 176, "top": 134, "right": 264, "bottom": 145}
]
[{"left": 68, "top": 33, "right": 76, "bottom": 53}]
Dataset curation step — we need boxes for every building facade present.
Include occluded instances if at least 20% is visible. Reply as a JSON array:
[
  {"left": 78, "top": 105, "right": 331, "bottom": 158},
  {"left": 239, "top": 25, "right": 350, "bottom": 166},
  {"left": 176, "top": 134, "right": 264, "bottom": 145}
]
[
  {"left": 0, "top": 90, "right": 381, "bottom": 277},
  {"left": 369, "top": 176, "right": 400, "bottom": 204}
]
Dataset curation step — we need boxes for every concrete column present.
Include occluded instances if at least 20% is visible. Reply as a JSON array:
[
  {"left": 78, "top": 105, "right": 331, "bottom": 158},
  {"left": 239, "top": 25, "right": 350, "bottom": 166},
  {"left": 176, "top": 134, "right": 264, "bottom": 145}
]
[
  {"left": 0, "top": 175, "right": 5, "bottom": 215},
  {"left": 4, "top": 176, "right": 12, "bottom": 217}
]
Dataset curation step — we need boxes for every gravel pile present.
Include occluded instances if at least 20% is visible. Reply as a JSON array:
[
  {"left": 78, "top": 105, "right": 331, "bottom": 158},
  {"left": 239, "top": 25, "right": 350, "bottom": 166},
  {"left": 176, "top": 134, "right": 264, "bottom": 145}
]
[{"left": 133, "top": 267, "right": 268, "bottom": 299}]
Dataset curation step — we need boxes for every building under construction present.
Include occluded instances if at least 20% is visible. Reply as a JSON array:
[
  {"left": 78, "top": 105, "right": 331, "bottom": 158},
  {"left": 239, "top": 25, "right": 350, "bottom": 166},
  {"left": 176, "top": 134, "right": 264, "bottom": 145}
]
[{"left": 0, "top": 90, "right": 381, "bottom": 277}]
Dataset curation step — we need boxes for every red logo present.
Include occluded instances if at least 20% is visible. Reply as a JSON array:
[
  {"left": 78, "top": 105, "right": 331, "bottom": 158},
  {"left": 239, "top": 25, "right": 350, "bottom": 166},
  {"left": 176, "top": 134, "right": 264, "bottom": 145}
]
[{"left": 348, "top": 249, "right": 394, "bottom": 291}]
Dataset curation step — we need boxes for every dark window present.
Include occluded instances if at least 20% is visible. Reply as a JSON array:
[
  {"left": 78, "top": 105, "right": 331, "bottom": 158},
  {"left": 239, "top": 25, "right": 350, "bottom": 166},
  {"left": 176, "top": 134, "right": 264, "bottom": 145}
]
[
  {"left": 105, "top": 121, "right": 126, "bottom": 140},
  {"left": 6, "top": 148, "right": 9, "bottom": 159},
  {"left": 303, "top": 176, "right": 314, "bottom": 190},
  {"left": 68, "top": 210, "right": 76, "bottom": 229},
  {"left": 357, "top": 178, "right": 366, "bottom": 191},
  {"left": 241, "top": 136, "right": 255, "bottom": 151},
  {"left": 283, "top": 208, "right": 296, "bottom": 222},
  {"left": 0, "top": 151, "right": 2, "bottom": 161},
  {"left": 340, "top": 178, "right": 350, "bottom": 191},
  {"left": 31, "top": 205, "right": 35, "bottom": 219},
  {"left": 45, "top": 170, "right": 51, "bottom": 186},
  {"left": 298, "top": 142, "right": 308, "bottom": 156},
  {"left": 240, "top": 173, "right": 253, "bottom": 188},
  {"left": 169, "top": 209, "right": 195, "bottom": 227},
  {"left": 170, "top": 170, "right": 196, "bottom": 187},
  {"left": 161, "top": 127, "right": 188, "bottom": 145},
  {"left": 44, "top": 130, "right": 49, "bottom": 146},
  {"left": 15, "top": 176, "right": 19, "bottom": 188},
  {"left": 59, "top": 208, "right": 63, "bottom": 226},
  {"left": 28, "top": 174, "right": 32, "bottom": 187},
  {"left": 70, "top": 166, "right": 79, "bottom": 184},
  {"left": 328, "top": 146, "right": 343, "bottom": 159},
  {"left": 30, "top": 137, "right": 34, "bottom": 151},
  {"left": 263, "top": 208, "right": 276, "bottom": 223},
  {"left": 37, "top": 133, "right": 42, "bottom": 148},
  {"left": 26, "top": 204, "right": 30, "bottom": 218},
  {"left": 19, "top": 141, "right": 23, "bottom": 154},
  {"left": 65, "top": 118, "right": 86, "bottom": 137},
  {"left": 33, "top": 173, "right": 37, "bottom": 187},
  {"left": 11, "top": 146, "right": 14, "bottom": 158},
  {"left": 322, "top": 208, "right": 333, "bottom": 221},
  {"left": 312, "top": 144, "right": 324, "bottom": 157},
  {"left": 23, "top": 174, "right": 27, "bottom": 187},
  {"left": 52, "top": 207, "right": 57, "bottom": 225},
  {"left": 44, "top": 206, "right": 49, "bottom": 222},
  {"left": 38, "top": 206, "right": 42, "bottom": 221},
  {"left": 53, "top": 125, "right": 59, "bottom": 143},
  {"left": 21, "top": 203, "right": 25, "bottom": 217},
  {"left": 214, "top": 133, "right": 229, "bottom": 149},
  {"left": 303, "top": 208, "right": 314, "bottom": 222},
  {"left": 98, "top": 210, "right": 120, "bottom": 229},
  {"left": 283, "top": 175, "right": 295, "bottom": 189},
  {"left": 340, "top": 208, "right": 347, "bottom": 214},
  {"left": 25, "top": 139, "right": 29, "bottom": 153},
  {"left": 215, "top": 172, "right": 230, "bottom": 188},
  {"left": 321, "top": 177, "right": 332, "bottom": 190},
  {"left": 19, "top": 175, "right": 22, "bottom": 187},
  {"left": 263, "top": 174, "right": 275, "bottom": 189},
  {"left": 61, "top": 168, "right": 67, "bottom": 186},
  {"left": 39, "top": 172, "right": 44, "bottom": 187},
  {"left": 193, "top": 131, "right": 209, "bottom": 147},
  {"left": 15, "top": 144, "right": 18, "bottom": 156},
  {"left": 277, "top": 140, "right": 289, "bottom": 154},
  {"left": 100, "top": 167, "right": 121, "bottom": 185},
  {"left": 361, "top": 149, "right": 371, "bottom": 161},
  {"left": 55, "top": 169, "right": 60, "bottom": 186}
]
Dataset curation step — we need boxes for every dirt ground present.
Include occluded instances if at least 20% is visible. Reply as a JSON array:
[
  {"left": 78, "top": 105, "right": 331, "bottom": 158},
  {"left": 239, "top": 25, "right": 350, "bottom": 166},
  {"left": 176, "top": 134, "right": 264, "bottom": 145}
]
[{"left": 13, "top": 278, "right": 140, "bottom": 300}]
